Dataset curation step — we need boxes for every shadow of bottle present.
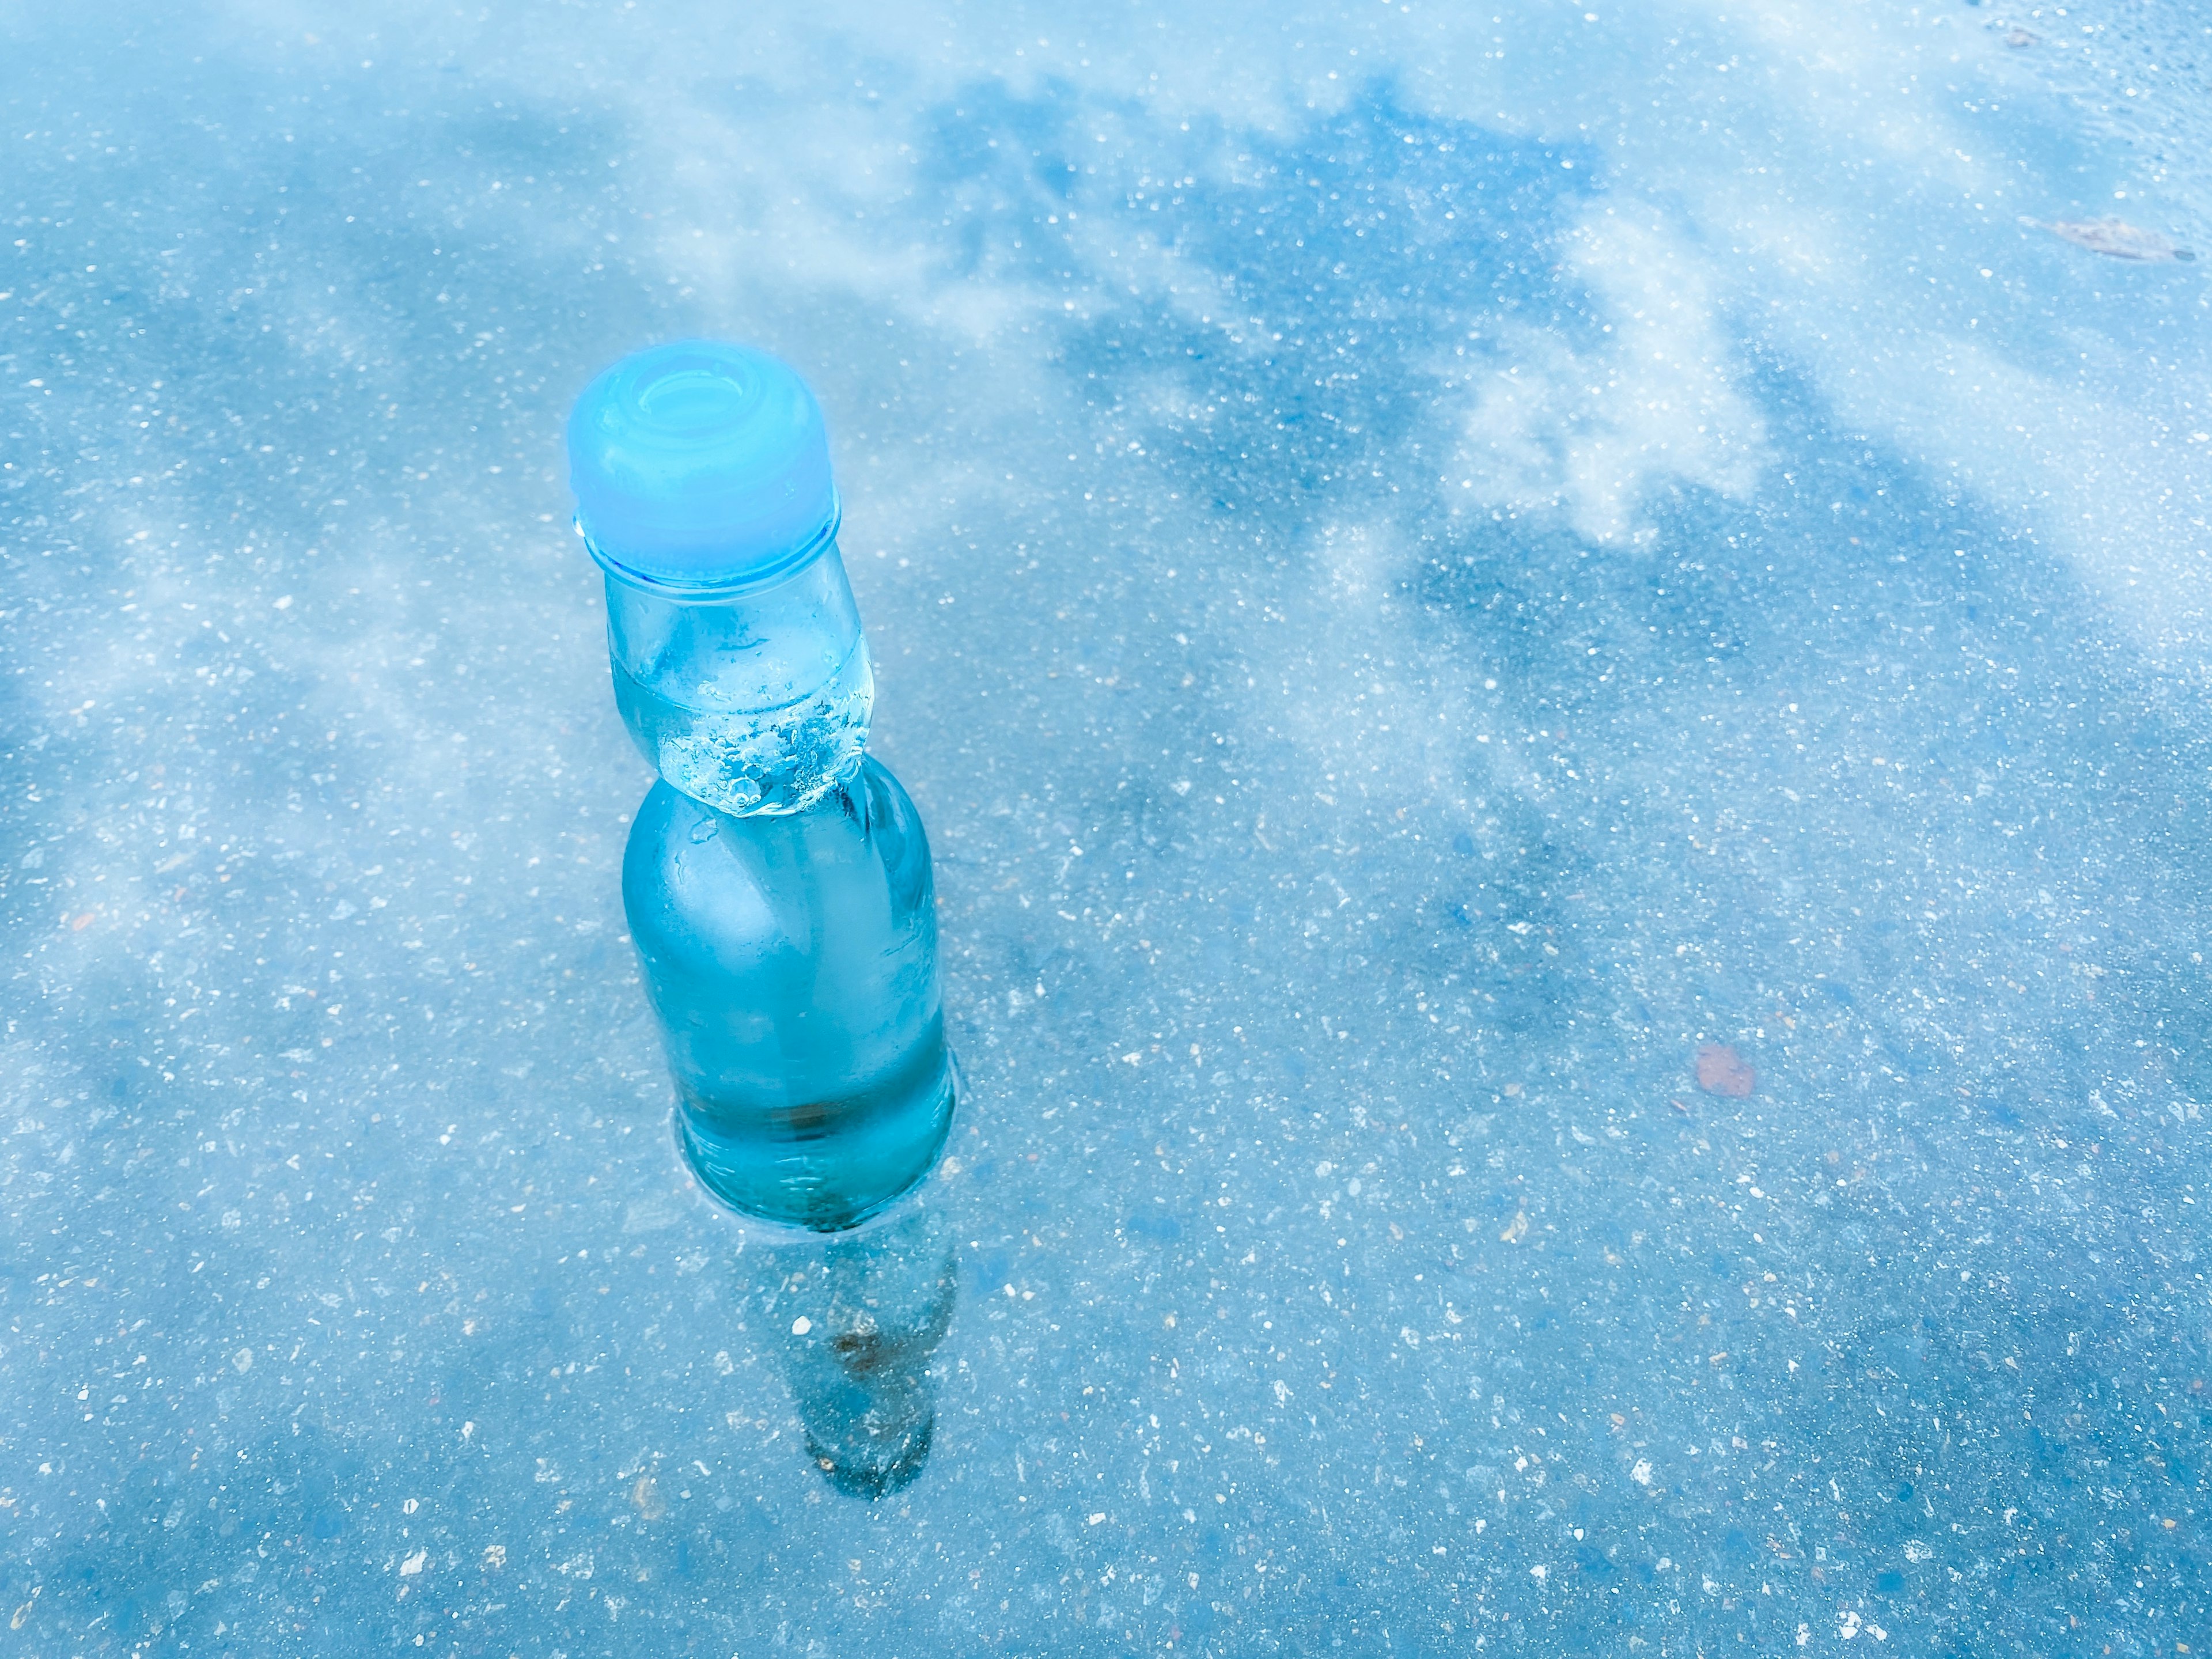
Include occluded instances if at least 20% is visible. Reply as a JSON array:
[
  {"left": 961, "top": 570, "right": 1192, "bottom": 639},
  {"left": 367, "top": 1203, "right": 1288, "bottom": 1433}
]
[{"left": 744, "top": 1192, "right": 957, "bottom": 1499}]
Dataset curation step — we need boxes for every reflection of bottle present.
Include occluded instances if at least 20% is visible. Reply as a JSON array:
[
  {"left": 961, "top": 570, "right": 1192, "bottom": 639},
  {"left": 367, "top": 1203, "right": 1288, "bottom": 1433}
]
[
  {"left": 753, "top": 1196, "right": 958, "bottom": 1498},
  {"left": 567, "top": 342, "right": 956, "bottom": 1229}
]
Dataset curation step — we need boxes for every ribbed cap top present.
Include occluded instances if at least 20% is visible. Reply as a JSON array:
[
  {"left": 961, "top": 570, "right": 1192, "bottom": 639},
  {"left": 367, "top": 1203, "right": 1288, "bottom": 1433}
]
[{"left": 565, "top": 340, "right": 839, "bottom": 591}]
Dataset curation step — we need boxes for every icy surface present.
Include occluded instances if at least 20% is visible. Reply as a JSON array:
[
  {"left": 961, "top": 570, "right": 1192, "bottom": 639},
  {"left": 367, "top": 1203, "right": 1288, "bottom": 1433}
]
[{"left": 5, "top": 1, "right": 2211, "bottom": 1652}]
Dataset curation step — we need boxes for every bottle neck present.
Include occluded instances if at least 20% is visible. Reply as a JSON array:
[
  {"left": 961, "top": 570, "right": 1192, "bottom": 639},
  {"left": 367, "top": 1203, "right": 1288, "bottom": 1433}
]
[{"left": 603, "top": 539, "right": 874, "bottom": 817}]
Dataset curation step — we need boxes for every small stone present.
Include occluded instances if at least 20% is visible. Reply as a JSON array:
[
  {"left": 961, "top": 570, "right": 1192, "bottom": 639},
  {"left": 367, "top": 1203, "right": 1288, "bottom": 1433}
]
[{"left": 1695, "top": 1044, "right": 1755, "bottom": 1097}]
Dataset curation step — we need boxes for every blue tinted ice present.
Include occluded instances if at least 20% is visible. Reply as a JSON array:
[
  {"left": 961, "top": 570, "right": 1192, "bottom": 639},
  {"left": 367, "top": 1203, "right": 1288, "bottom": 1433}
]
[{"left": 5, "top": 1, "right": 2211, "bottom": 1653}]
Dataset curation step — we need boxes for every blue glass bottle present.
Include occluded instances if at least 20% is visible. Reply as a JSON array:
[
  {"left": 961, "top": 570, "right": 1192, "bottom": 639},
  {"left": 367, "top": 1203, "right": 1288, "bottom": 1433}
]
[{"left": 567, "top": 341, "right": 956, "bottom": 1231}]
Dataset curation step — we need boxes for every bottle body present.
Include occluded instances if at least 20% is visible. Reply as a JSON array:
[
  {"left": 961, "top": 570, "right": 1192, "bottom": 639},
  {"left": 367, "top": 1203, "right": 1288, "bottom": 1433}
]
[
  {"left": 623, "top": 759, "right": 955, "bottom": 1230},
  {"left": 569, "top": 340, "right": 955, "bottom": 1232},
  {"left": 605, "top": 546, "right": 873, "bottom": 817}
]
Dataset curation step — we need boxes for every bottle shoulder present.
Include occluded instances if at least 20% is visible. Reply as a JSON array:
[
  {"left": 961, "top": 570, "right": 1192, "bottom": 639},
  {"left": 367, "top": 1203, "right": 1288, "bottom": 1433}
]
[
  {"left": 623, "top": 759, "right": 926, "bottom": 860},
  {"left": 855, "top": 759, "right": 934, "bottom": 911},
  {"left": 621, "top": 764, "right": 935, "bottom": 960}
]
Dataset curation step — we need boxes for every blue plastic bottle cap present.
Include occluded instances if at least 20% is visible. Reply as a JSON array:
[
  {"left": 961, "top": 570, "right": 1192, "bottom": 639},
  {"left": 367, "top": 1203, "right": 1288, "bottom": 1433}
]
[{"left": 566, "top": 340, "right": 840, "bottom": 592}]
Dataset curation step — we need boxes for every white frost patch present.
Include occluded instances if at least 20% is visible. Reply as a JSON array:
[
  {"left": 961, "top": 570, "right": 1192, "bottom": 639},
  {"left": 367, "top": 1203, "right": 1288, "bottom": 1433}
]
[
  {"left": 622, "top": 1195, "right": 681, "bottom": 1234},
  {"left": 1453, "top": 207, "right": 1766, "bottom": 544}
]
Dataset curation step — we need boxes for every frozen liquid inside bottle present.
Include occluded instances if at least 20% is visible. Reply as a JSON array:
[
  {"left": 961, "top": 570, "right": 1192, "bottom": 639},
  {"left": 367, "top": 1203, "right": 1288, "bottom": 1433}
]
[{"left": 623, "top": 759, "right": 955, "bottom": 1230}]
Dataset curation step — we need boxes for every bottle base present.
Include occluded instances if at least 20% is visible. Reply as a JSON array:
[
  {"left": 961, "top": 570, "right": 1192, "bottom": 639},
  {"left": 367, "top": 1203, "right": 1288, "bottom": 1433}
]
[
  {"left": 671, "top": 1048, "right": 960, "bottom": 1233},
  {"left": 802, "top": 1411, "right": 934, "bottom": 1499}
]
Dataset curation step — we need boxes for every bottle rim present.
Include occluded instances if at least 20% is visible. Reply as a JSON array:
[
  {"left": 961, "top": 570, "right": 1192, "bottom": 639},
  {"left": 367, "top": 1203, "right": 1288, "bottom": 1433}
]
[{"left": 579, "top": 502, "right": 841, "bottom": 600}]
